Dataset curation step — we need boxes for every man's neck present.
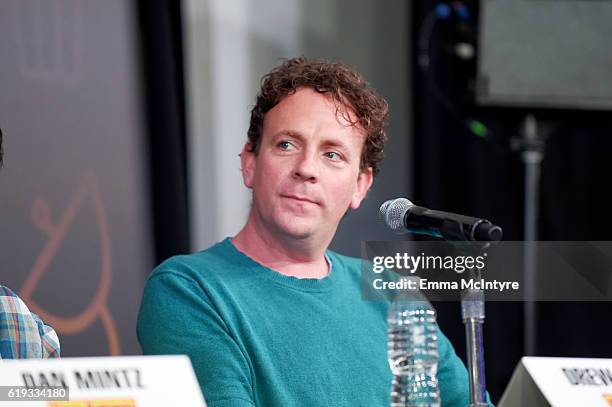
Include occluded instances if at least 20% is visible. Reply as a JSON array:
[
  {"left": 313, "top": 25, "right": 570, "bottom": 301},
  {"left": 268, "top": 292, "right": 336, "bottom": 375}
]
[{"left": 232, "top": 216, "right": 331, "bottom": 279}]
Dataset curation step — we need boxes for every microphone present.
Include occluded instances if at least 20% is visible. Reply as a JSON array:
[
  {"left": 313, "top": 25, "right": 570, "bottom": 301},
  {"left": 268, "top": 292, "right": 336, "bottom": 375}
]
[{"left": 379, "top": 198, "right": 503, "bottom": 242}]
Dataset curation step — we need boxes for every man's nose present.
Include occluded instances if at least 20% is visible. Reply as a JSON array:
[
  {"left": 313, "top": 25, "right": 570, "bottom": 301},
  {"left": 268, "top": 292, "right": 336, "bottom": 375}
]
[{"left": 293, "top": 151, "right": 319, "bottom": 182}]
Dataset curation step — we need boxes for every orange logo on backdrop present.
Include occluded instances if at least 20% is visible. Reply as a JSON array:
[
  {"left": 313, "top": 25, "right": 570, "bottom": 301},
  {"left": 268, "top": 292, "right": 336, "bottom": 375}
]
[
  {"left": 603, "top": 393, "right": 612, "bottom": 406},
  {"left": 20, "top": 177, "right": 120, "bottom": 355},
  {"left": 49, "top": 399, "right": 135, "bottom": 407}
]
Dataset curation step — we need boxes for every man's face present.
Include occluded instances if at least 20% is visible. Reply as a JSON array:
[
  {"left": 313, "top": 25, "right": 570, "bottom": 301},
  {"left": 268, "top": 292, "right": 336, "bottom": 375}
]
[{"left": 241, "top": 87, "right": 373, "bottom": 243}]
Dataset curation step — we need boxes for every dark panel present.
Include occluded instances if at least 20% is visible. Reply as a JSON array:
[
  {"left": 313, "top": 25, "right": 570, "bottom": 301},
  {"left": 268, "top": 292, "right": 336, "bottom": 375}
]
[
  {"left": 137, "top": 0, "right": 190, "bottom": 264},
  {"left": 478, "top": 0, "right": 612, "bottom": 110}
]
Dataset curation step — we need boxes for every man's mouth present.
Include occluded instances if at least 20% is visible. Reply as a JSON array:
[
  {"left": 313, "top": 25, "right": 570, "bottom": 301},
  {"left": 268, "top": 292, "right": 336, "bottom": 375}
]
[{"left": 282, "top": 195, "right": 320, "bottom": 205}]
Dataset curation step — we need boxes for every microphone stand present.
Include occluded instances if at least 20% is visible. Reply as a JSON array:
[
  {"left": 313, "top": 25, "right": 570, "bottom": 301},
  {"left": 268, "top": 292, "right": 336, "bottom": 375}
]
[
  {"left": 454, "top": 241, "right": 490, "bottom": 407},
  {"left": 462, "top": 269, "right": 488, "bottom": 406},
  {"left": 380, "top": 199, "right": 502, "bottom": 406}
]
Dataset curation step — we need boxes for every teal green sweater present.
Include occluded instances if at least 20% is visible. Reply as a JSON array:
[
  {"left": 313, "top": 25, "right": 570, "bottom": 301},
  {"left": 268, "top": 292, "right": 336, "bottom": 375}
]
[{"left": 137, "top": 238, "right": 486, "bottom": 406}]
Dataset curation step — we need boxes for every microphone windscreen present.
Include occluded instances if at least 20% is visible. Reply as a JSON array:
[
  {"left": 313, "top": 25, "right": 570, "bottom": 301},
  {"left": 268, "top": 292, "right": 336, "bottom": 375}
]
[{"left": 379, "top": 198, "right": 413, "bottom": 233}]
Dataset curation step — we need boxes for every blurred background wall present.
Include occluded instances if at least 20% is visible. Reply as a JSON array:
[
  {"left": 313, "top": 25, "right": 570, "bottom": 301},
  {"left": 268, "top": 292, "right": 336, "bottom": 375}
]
[
  {"left": 1, "top": 0, "right": 612, "bottom": 403},
  {"left": 0, "top": 0, "right": 153, "bottom": 356}
]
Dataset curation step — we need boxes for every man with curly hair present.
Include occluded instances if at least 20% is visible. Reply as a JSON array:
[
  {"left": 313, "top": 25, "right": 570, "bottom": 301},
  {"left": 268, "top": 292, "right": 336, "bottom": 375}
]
[{"left": 138, "top": 58, "right": 488, "bottom": 406}]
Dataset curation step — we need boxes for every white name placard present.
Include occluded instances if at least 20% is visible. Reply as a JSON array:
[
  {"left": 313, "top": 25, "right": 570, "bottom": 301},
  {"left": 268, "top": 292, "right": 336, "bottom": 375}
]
[
  {"left": 0, "top": 355, "right": 207, "bottom": 407},
  {"left": 500, "top": 356, "right": 612, "bottom": 407}
]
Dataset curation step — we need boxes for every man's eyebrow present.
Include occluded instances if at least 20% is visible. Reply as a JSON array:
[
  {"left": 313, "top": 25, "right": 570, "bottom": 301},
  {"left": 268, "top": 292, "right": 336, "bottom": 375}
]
[
  {"left": 272, "top": 130, "right": 304, "bottom": 140},
  {"left": 322, "top": 139, "right": 349, "bottom": 150}
]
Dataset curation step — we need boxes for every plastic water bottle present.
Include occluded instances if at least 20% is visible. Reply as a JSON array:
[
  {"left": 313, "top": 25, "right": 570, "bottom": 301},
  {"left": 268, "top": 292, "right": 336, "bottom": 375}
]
[{"left": 387, "top": 277, "right": 440, "bottom": 407}]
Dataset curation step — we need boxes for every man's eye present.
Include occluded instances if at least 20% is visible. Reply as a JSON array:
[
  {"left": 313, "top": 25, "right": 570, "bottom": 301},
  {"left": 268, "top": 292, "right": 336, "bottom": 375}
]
[
  {"left": 325, "top": 151, "right": 342, "bottom": 161},
  {"left": 277, "top": 141, "right": 294, "bottom": 150}
]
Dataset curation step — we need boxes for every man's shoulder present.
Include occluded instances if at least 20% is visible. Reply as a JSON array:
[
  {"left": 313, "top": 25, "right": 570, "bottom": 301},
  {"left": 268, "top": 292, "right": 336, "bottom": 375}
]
[
  {"left": 326, "top": 250, "right": 358, "bottom": 262},
  {"left": 147, "top": 238, "right": 243, "bottom": 284},
  {"left": 326, "top": 250, "right": 363, "bottom": 275}
]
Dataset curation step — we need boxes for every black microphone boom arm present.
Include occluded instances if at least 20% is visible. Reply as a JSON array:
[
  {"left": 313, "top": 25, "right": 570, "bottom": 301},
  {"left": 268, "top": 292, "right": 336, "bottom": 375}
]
[{"left": 404, "top": 206, "right": 503, "bottom": 242}]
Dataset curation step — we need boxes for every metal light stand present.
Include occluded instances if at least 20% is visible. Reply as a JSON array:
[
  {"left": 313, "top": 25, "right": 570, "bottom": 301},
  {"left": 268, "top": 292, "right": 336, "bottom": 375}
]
[{"left": 511, "top": 114, "right": 546, "bottom": 356}]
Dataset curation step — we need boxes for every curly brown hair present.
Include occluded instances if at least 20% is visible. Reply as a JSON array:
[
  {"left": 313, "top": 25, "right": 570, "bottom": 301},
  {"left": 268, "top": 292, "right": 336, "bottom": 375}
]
[{"left": 247, "top": 57, "right": 389, "bottom": 175}]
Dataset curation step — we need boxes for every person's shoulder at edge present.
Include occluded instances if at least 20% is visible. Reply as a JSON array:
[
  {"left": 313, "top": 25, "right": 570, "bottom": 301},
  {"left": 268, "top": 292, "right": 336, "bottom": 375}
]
[{"left": 0, "top": 285, "right": 60, "bottom": 359}]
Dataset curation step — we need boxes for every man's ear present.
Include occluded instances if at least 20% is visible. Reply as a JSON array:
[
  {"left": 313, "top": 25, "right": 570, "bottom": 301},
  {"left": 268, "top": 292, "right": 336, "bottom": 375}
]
[
  {"left": 349, "top": 167, "right": 374, "bottom": 210},
  {"left": 240, "top": 142, "right": 257, "bottom": 189}
]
